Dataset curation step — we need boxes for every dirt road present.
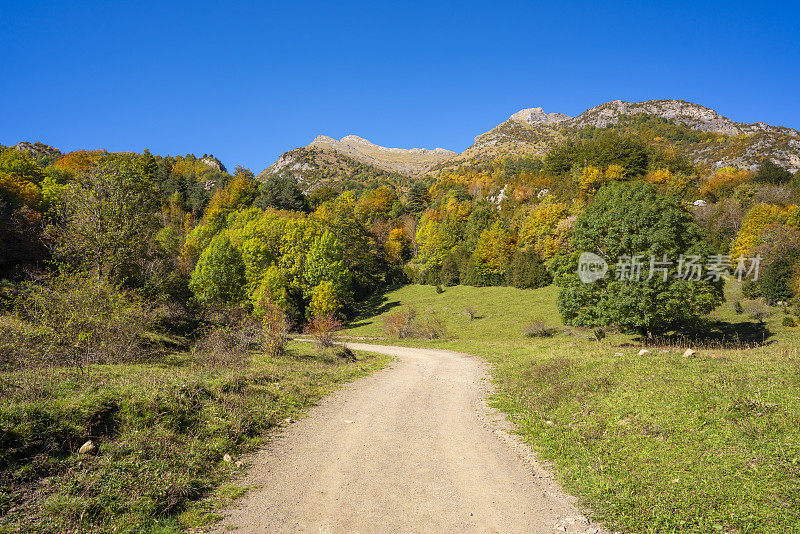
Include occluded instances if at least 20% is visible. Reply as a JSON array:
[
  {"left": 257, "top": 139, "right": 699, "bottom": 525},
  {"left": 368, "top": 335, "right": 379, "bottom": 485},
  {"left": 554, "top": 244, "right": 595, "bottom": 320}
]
[{"left": 212, "top": 343, "right": 605, "bottom": 533}]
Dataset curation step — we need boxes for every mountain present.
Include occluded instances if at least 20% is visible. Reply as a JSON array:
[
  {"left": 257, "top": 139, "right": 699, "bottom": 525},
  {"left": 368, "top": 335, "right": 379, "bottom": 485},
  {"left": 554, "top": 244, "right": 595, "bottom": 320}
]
[
  {"left": 440, "top": 99, "right": 800, "bottom": 173},
  {"left": 258, "top": 135, "right": 455, "bottom": 190},
  {"left": 259, "top": 99, "right": 800, "bottom": 187},
  {"left": 9, "top": 141, "right": 63, "bottom": 167}
]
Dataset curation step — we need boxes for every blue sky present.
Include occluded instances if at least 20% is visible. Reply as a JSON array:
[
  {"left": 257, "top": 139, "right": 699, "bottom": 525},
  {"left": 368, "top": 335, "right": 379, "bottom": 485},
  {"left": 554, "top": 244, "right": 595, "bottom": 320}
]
[{"left": 1, "top": 1, "right": 798, "bottom": 172}]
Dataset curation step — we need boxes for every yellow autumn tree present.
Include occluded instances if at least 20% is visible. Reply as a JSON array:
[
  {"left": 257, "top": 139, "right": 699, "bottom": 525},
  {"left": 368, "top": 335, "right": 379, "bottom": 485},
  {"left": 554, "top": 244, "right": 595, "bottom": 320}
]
[
  {"left": 730, "top": 203, "right": 800, "bottom": 258},
  {"left": 474, "top": 223, "right": 515, "bottom": 278},
  {"left": 518, "top": 199, "right": 570, "bottom": 259}
]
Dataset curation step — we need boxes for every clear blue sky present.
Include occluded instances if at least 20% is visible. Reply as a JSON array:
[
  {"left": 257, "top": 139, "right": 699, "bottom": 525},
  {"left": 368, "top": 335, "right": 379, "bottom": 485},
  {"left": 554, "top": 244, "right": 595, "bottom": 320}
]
[{"left": 1, "top": 1, "right": 798, "bottom": 172}]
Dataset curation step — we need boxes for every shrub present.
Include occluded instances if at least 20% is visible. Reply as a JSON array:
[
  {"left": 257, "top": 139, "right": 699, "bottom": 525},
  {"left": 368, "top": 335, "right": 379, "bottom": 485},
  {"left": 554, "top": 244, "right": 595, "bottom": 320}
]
[
  {"left": 382, "top": 306, "right": 446, "bottom": 339},
  {"left": 464, "top": 306, "right": 478, "bottom": 321},
  {"left": 742, "top": 278, "right": 762, "bottom": 299},
  {"left": 593, "top": 328, "right": 606, "bottom": 343},
  {"left": 414, "top": 309, "right": 447, "bottom": 339},
  {"left": 383, "top": 306, "right": 418, "bottom": 338},
  {"left": 506, "top": 249, "right": 552, "bottom": 289},
  {"left": 745, "top": 300, "right": 770, "bottom": 324},
  {"left": 306, "top": 313, "right": 342, "bottom": 348},
  {"left": 192, "top": 314, "right": 261, "bottom": 370},
  {"left": 782, "top": 316, "right": 798, "bottom": 327},
  {"left": 435, "top": 284, "right": 444, "bottom": 294},
  {"left": 761, "top": 255, "right": 798, "bottom": 304},
  {"left": 258, "top": 301, "right": 289, "bottom": 356},
  {"left": 440, "top": 254, "right": 460, "bottom": 286},
  {"left": 734, "top": 300, "right": 743, "bottom": 314},
  {"left": 13, "top": 271, "right": 156, "bottom": 371},
  {"left": 524, "top": 318, "right": 555, "bottom": 338}
]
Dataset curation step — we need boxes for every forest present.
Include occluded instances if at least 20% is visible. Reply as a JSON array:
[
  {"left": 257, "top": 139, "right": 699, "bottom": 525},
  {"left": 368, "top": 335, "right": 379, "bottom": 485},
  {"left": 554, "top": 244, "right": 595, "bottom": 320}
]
[{"left": 2, "top": 121, "right": 800, "bottom": 531}]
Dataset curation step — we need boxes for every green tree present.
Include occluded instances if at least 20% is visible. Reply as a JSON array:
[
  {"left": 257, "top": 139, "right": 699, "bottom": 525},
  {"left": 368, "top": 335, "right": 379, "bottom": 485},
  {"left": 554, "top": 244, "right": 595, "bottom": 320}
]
[
  {"left": 189, "top": 233, "right": 246, "bottom": 304},
  {"left": 754, "top": 159, "right": 793, "bottom": 184},
  {"left": 760, "top": 255, "right": 797, "bottom": 303},
  {"left": 440, "top": 253, "right": 460, "bottom": 286},
  {"left": 506, "top": 249, "right": 551, "bottom": 289},
  {"left": 557, "top": 181, "right": 724, "bottom": 336},
  {"left": 255, "top": 174, "right": 309, "bottom": 212},
  {"left": 406, "top": 181, "right": 430, "bottom": 213},
  {"left": 56, "top": 154, "right": 159, "bottom": 283}
]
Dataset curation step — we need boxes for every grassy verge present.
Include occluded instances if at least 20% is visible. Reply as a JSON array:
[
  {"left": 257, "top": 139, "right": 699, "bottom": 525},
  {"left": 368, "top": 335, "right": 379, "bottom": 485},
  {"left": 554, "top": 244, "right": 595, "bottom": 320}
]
[
  {"left": 0, "top": 341, "right": 390, "bottom": 533},
  {"left": 345, "top": 284, "right": 800, "bottom": 533}
]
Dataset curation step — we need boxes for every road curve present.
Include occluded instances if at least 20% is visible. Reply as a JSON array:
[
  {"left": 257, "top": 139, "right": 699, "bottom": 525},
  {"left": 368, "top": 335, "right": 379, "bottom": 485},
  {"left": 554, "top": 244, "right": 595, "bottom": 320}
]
[{"left": 212, "top": 343, "right": 605, "bottom": 533}]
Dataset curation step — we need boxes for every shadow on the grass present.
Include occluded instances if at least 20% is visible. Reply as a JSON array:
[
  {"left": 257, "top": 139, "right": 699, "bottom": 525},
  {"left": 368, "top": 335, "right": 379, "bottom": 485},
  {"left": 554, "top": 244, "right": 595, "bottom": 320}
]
[
  {"left": 347, "top": 288, "right": 402, "bottom": 328},
  {"left": 640, "top": 319, "right": 773, "bottom": 348}
]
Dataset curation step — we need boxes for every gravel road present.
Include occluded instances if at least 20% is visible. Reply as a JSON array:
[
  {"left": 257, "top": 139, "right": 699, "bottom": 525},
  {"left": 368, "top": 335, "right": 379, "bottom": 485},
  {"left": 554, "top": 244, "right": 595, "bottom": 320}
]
[{"left": 212, "top": 343, "right": 605, "bottom": 533}]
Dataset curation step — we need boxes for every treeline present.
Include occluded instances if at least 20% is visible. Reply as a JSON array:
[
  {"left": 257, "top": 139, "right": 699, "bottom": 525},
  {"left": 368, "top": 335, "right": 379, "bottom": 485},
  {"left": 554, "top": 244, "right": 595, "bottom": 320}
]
[{"left": 3, "top": 126, "right": 800, "bottom": 338}]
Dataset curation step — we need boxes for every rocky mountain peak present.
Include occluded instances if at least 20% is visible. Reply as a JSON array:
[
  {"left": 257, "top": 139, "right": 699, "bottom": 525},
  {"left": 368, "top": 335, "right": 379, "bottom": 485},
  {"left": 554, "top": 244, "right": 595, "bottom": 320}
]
[{"left": 510, "top": 107, "right": 571, "bottom": 125}]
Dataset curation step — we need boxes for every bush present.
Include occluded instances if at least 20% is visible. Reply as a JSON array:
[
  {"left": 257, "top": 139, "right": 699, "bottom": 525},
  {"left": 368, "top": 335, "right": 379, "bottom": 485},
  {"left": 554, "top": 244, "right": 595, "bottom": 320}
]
[
  {"left": 734, "top": 300, "right": 744, "bottom": 314},
  {"left": 383, "top": 306, "right": 418, "bottom": 338},
  {"left": 742, "top": 278, "right": 762, "bottom": 299},
  {"left": 382, "top": 306, "right": 446, "bottom": 339},
  {"left": 440, "top": 254, "right": 460, "bottom": 286},
  {"left": 435, "top": 284, "right": 444, "bottom": 294},
  {"left": 414, "top": 309, "right": 447, "bottom": 339},
  {"left": 306, "top": 313, "right": 342, "bottom": 348},
  {"left": 12, "top": 271, "right": 156, "bottom": 371},
  {"left": 258, "top": 301, "right": 289, "bottom": 356},
  {"left": 464, "top": 306, "right": 478, "bottom": 321},
  {"left": 523, "top": 318, "right": 555, "bottom": 338},
  {"left": 782, "top": 316, "right": 798, "bottom": 327},
  {"left": 506, "top": 249, "right": 552, "bottom": 289},
  {"left": 745, "top": 300, "right": 771, "bottom": 324},
  {"left": 760, "top": 256, "right": 797, "bottom": 304},
  {"left": 192, "top": 314, "right": 261, "bottom": 370}
]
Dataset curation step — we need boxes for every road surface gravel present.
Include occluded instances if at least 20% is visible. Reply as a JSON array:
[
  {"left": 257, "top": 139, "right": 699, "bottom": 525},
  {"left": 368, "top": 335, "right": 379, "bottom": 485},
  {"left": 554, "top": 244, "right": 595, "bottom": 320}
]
[{"left": 211, "top": 343, "right": 606, "bottom": 533}]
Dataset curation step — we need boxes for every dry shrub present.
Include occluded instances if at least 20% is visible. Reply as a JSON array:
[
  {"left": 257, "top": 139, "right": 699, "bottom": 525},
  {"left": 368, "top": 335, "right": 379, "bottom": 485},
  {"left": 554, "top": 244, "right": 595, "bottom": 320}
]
[
  {"left": 193, "top": 313, "right": 262, "bottom": 370},
  {"left": 383, "top": 306, "right": 418, "bottom": 338},
  {"left": 12, "top": 271, "right": 156, "bottom": 371},
  {"left": 306, "top": 313, "right": 342, "bottom": 348},
  {"left": 382, "top": 306, "right": 446, "bottom": 339},
  {"left": 523, "top": 318, "right": 556, "bottom": 338},
  {"left": 415, "top": 309, "right": 447, "bottom": 339},
  {"left": 259, "top": 301, "right": 289, "bottom": 356}
]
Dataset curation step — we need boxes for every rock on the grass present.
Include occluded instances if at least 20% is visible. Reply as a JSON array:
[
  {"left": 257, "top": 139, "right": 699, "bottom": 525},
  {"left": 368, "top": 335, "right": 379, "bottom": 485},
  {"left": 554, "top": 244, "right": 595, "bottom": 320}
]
[
  {"left": 614, "top": 352, "right": 623, "bottom": 357},
  {"left": 223, "top": 454, "right": 233, "bottom": 463},
  {"left": 78, "top": 440, "right": 96, "bottom": 455},
  {"left": 682, "top": 348, "right": 697, "bottom": 358},
  {"left": 638, "top": 349, "right": 651, "bottom": 356}
]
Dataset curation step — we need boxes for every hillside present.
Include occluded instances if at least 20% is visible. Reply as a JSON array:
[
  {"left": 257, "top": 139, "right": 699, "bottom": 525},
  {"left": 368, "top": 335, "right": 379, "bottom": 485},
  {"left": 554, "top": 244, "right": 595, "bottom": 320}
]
[
  {"left": 257, "top": 136, "right": 454, "bottom": 190},
  {"left": 259, "top": 100, "right": 800, "bottom": 187},
  {"left": 437, "top": 99, "right": 800, "bottom": 173}
]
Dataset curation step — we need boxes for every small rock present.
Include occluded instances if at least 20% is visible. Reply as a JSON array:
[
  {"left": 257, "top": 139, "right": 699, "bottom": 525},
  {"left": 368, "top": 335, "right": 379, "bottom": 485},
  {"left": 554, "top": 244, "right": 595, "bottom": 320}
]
[
  {"left": 78, "top": 440, "right": 96, "bottom": 455},
  {"left": 235, "top": 460, "right": 243, "bottom": 468},
  {"left": 545, "top": 420, "right": 554, "bottom": 426},
  {"left": 223, "top": 454, "right": 233, "bottom": 463},
  {"left": 284, "top": 417, "right": 295, "bottom": 424},
  {"left": 614, "top": 352, "right": 623, "bottom": 357},
  {"left": 638, "top": 349, "right": 651, "bottom": 356},
  {"left": 682, "top": 348, "right": 697, "bottom": 358},
  {"left": 343, "top": 419, "right": 354, "bottom": 424}
]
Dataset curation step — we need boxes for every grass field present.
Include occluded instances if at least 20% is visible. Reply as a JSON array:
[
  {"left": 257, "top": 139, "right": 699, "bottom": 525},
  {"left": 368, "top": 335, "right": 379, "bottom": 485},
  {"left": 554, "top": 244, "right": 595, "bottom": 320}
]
[
  {"left": 345, "top": 283, "right": 800, "bottom": 533},
  {"left": 0, "top": 341, "right": 389, "bottom": 533}
]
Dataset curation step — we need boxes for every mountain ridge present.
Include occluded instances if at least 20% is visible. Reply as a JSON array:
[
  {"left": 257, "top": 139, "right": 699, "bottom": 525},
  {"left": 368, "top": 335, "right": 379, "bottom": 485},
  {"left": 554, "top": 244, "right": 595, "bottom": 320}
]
[{"left": 259, "top": 99, "right": 800, "bottom": 188}]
